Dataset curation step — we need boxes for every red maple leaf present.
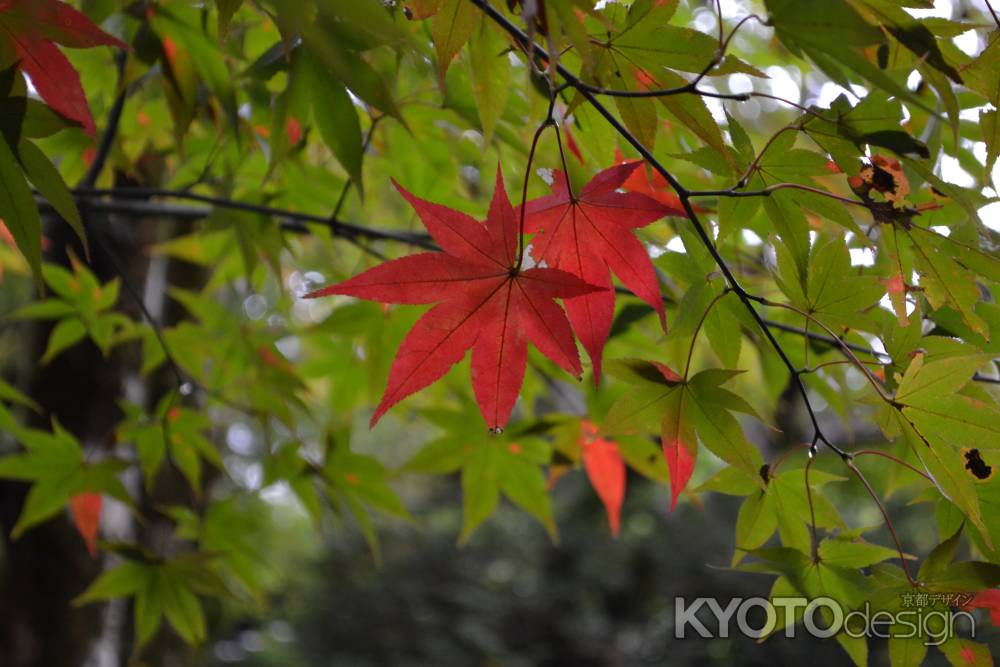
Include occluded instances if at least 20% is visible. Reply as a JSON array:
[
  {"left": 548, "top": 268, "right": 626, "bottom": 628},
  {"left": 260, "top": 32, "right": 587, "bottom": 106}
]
[
  {"left": 69, "top": 492, "right": 102, "bottom": 557},
  {"left": 306, "top": 167, "right": 600, "bottom": 431},
  {"left": 580, "top": 420, "right": 626, "bottom": 536},
  {"left": 964, "top": 589, "right": 1000, "bottom": 627},
  {"left": 0, "top": 0, "right": 129, "bottom": 136},
  {"left": 642, "top": 361, "right": 694, "bottom": 511},
  {"left": 521, "top": 162, "right": 671, "bottom": 381}
]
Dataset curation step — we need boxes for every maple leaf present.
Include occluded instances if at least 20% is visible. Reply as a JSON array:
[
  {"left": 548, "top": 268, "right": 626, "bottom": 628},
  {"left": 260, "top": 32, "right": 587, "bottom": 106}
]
[
  {"left": 69, "top": 492, "right": 102, "bottom": 557},
  {"left": 849, "top": 153, "right": 911, "bottom": 205},
  {"left": 614, "top": 149, "right": 688, "bottom": 217},
  {"left": 637, "top": 360, "right": 695, "bottom": 512},
  {"left": 521, "top": 161, "right": 671, "bottom": 382},
  {"left": 306, "top": 166, "right": 600, "bottom": 431},
  {"left": 603, "top": 360, "right": 762, "bottom": 511},
  {"left": 579, "top": 420, "right": 626, "bottom": 536},
  {"left": 0, "top": 0, "right": 129, "bottom": 136}
]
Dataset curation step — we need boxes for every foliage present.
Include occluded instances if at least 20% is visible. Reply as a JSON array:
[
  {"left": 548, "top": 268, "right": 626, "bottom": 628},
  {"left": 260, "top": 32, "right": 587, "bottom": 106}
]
[{"left": 0, "top": 0, "right": 998, "bottom": 664}]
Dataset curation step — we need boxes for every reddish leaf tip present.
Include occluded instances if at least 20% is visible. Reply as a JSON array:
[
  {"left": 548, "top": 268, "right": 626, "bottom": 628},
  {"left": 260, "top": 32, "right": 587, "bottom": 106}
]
[{"left": 302, "top": 284, "right": 341, "bottom": 299}]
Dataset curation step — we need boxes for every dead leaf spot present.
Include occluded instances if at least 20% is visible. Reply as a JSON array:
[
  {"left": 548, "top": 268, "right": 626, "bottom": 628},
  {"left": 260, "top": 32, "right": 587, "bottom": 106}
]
[{"left": 964, "top": 449, "right": 993, "bottom": 481}]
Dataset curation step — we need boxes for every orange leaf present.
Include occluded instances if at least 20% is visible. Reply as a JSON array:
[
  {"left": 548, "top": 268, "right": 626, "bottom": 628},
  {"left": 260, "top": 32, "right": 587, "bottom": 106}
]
[
  {"left": 580, "top": 420, "right": 626, "bottom": 536},
  {"left": 70, "top": 493, "right": 102, "bottom": 557}
]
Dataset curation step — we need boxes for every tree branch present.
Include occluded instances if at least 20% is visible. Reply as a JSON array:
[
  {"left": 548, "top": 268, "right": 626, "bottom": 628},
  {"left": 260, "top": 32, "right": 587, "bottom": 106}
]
[
  {"left": 985, "top": 0, "right": 1000, "bottom": 29},
  {"left": 470, "top": 0, "right": 850, "bottom": 459},
  {"left": 36, "top": 187, "right": 1000, "bottom": 387},
  {"left": 64, "top": 188, "right": 437, "bottom": 250}
]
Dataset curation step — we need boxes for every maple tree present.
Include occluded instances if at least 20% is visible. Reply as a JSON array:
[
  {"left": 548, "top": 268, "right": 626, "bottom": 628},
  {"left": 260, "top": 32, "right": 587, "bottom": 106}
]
[{"left": 0, "top": 0, "right": 998, "bottom": 665}]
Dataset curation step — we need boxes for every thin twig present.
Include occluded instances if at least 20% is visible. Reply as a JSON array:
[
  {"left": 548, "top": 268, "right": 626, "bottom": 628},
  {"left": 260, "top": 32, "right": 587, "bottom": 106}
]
[
  {"left": 576, "top": 14, "right": 766, "bottom": 101},
  {"left": 516, "top": 109, "right": 557, "bottom": 270},
  {"left": 749, "top": 92, "right": 831, "bottom": 120},
  {"left": 78, "top": 52, "right": 127, "bottom": 190},
  {"left": 689, "top": 182, "right": 873, "bottom": 208},
  {"left": 85, "top": 220, "right": 184, "bottom": 388},
  {"left": 799, "top": 359, "right": 882, "bottom": 375},
  {"left": 714, "top": 0, "right": 724, "bottom": 48},
  {"left": 330, "top": 116, "right": 381, "bottom": 222},
  {"left": 761, "top": 298, "right": 892, "bottom": 401},
  {"left": 769, "top": 441, "right": 810, "bottom": 474},
  {"left": 328, "top": 117, "right": 384, "bottom": 260}
]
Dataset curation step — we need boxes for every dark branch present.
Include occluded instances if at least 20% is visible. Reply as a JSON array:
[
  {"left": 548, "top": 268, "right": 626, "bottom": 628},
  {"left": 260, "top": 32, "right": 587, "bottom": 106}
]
[
  {"left": 985, "top": 0, "right": 1000, "bottom": 29},
  {"left": 62, "top": 188, "right": 436, "bottom": 250},
  {"left": 78, "top": 53, "right": 127, "bottom": 190}
]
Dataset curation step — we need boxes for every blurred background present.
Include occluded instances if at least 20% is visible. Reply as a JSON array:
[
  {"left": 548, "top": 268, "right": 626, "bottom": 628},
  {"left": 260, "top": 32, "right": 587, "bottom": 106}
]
[{"left": 1, "top": 0, "right": 998, "bottom": 665}]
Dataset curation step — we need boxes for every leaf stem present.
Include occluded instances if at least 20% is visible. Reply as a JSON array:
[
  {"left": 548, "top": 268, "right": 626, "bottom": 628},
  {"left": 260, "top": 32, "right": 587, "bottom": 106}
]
[
  {"left": 770, "top": 441, "right": 810, "bottom": 474},
  {"left": 572, "top": 14, "right": 766, "bottom": 102},
  {"left": 733, "top": 123, "right": 804, "bottom": 189},
  {"left": 845, "top": 458, "right": 917, "bottom": 586},
  {"left": 760, "top": 298, "right": 891, "bottom": 401},
  {"left": 329, "top": 115, "right": 380, "bottom": 222},
  {"left": 515, "top": 92, "right": 558, "bottom": 271},
  {"left": 852, "top": 449, "right": 933, "bottom": 483},
  {"left": 799, "top": 359, "right": 882, "bottom": 375},
  {"left": 804, "top": 450, "right": 819, "bottom": 563},
  {"left": 683, "top": 290, "right": 728, "bottom": 380}
]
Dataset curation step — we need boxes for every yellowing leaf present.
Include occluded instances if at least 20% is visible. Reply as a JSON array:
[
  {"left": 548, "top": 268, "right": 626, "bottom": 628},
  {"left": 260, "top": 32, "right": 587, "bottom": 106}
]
[{"left": 432, "top": 0, "right": 478, "bottom": 88}]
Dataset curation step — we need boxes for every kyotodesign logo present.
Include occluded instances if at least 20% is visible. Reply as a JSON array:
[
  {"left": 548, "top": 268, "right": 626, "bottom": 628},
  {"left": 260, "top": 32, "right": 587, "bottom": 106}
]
[{"left": 674, "top": 595, "right": 977, "bottom": 646}]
